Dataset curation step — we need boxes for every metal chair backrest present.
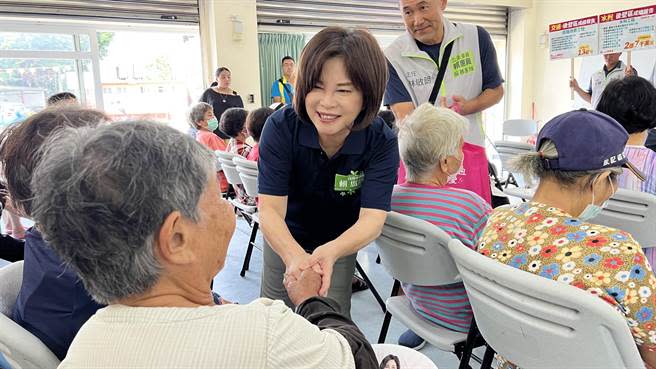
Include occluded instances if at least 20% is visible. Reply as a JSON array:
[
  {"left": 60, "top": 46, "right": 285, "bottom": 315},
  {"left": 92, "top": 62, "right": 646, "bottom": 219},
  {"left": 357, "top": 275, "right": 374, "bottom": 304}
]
[
  {"left": 376, "top": 211, "right": 460, "bottom": 286},
  {"left": 449, "top": 239, "right": 645, "bottom": 369}
]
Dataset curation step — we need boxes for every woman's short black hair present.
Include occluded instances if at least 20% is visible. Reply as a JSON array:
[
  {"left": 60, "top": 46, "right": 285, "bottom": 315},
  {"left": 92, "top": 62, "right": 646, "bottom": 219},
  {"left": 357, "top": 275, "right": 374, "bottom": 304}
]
[
  {"left": 294, "top": 27, "right": 388, "bottom": 131},
  {"left": 596, "top": 76, "right": 656, "bottom": 134},
  {"left": 219, "top": 107, "right": 248, "bottom": 138},
  {"left": 246, "top": 107, "right": 274, "bottom": 142}
]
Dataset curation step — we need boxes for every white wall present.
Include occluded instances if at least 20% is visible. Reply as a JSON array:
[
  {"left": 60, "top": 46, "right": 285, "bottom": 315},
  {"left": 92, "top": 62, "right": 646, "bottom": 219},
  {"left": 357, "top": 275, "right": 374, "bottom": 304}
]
[
  {"left": 508, "top": 0, "right": 655, "bottom": 125},
  {"left": 199, "top": 0, "right": 261, "bottom": 110}
]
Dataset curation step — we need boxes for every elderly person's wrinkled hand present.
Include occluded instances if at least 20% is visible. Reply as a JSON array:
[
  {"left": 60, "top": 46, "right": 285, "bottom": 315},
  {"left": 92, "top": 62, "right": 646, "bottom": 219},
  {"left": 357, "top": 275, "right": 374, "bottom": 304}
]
[{"left": 284, "top": 268, "right": 322, "bottom": 306}]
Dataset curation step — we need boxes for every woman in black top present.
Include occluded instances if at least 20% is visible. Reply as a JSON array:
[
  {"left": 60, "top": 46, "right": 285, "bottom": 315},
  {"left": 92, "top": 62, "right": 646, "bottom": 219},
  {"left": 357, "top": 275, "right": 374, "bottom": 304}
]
[{"left": 199, "top": 67, "right": 244, "bottom": 139}]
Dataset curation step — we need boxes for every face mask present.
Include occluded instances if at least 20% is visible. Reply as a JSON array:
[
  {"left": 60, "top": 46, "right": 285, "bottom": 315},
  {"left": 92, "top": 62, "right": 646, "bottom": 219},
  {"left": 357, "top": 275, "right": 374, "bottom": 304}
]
[
  {"left": 207, "top": 117, "right": 219, "bottom": 132},
  {"left": 446, "top": 155, "right": 465, "bottom": 185},
  {"left": 578, "top": 175, "right": 614, "bottom": 221}
]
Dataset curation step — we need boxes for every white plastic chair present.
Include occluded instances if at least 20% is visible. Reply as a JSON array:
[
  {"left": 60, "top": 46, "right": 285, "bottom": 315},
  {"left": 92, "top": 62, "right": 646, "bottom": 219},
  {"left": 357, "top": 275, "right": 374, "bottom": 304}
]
[
  {"left": 375, "top": 212, "right": 483, "bottom": 362},
  {"left": 0, "top": 261, "right": 61, "bottom": 369},
  {"left": 448, "top": 239, "right": 646, "bottom": 369},
  {"left": 502, "top": 119, "right": 538, "bottom": 138},
  {"left": 493, "top": 141, "right": 535, "bottom": 188},
  {"left": 493, "top": 119, "right": 537, "bottom": 189},
  {"left": 216, "top": 151, "right": 243, "bottom": 187},
  {"left": 590, "top": 188, "right": 656, "bottom": 249},
  {"left": 232, "top": 156, "right": 260, "bottom": 277},
  {"left": 501, "top": 188, "right": 656, "bottom": 249},
  {"left": 233, "top": 156, "right": 258, "bottom": 198}
]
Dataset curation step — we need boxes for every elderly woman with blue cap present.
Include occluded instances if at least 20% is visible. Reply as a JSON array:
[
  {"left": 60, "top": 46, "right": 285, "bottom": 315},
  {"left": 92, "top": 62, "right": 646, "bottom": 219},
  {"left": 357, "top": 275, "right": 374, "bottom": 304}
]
[{"left": 477, "top": 109, "right": 656, "bottom": 368}]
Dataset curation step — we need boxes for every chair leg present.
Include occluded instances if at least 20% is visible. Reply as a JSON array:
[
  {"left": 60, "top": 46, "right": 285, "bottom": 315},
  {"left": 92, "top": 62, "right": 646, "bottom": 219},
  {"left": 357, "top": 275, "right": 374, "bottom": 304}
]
[
  {"left": 240, "top": 222, "right": 258, "bottom": 277},
  {"left": 480, "top": 344, "right": 496, "bottom": 369},
  {"left": 457, "top": 317, "right": 481, "bottom": 369},
  {"left": 355, "top": 261, "right": 385, "bottom": 312},
  {"left": 377, "top": 280, "right": 401, "bottom": 344},
  {"left": 377, "top": 310, "right": 393, "bottom": 344}
]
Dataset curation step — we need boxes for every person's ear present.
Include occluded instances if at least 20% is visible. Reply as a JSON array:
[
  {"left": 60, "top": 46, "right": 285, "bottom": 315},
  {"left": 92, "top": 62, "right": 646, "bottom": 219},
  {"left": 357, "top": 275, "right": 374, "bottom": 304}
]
[
  {"left": 156, "top": 211, "right": 196, "bottom": 266},
  {"left": 438, "top": 157, "right": 449, "bottom": 173}
]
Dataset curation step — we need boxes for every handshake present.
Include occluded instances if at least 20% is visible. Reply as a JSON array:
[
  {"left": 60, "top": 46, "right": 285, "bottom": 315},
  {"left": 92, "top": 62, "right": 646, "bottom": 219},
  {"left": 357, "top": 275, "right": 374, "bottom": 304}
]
[
  {"left": 284, "top": 268, "right": 323, "bottom": 306},
  {"left": 283, "top": 245, "right": 339, "bottom": 306}
]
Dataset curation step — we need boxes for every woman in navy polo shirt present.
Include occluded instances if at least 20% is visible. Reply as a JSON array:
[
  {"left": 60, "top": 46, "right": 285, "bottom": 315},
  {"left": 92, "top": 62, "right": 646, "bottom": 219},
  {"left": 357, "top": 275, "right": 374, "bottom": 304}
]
[{"left": 257, "top": 27, "right": 400, "bottom": 316}]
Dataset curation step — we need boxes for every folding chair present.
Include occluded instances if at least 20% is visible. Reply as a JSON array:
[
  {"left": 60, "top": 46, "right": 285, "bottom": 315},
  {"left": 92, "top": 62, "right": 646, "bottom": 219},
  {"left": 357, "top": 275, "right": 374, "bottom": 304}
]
[
  {"left": 376, "top": 211, "right": 486, "bottom": 365},
  {"left": 233, "top": 156, "right": 261, "bottom": 277},
  {"left": 493, "top": 141, "right": 535, "bottom": 188},
  {"left": 0, "top": 261, "right": 60, "bottom": 369},
  {"left": 449, "top": 239, "right": 646, "bottom": 369},
  {"left": 493, "top": 119, "right": 537, "bottom": 189},
  {"left": 590, "top": 188, "right": 656, "bottom": 248}
]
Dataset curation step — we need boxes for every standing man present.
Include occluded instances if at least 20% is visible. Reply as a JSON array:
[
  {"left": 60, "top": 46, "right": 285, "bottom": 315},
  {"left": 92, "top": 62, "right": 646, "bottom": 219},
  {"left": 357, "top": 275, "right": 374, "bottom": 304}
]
[
  {"left": 385, "top": 0, "right": 504, "bottom": 206},
  {"left": 569, "top": 52, "right": 636, "bottom": 109},
  {"left": 271, "top": 56, "right": 295, "bottom": 105}
]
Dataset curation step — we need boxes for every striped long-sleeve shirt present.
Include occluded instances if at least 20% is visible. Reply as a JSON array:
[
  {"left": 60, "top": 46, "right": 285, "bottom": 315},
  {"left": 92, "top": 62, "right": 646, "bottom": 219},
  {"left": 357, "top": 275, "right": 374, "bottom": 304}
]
[{"left": 391, "top": 182, "right": 491, "bottom": 332}]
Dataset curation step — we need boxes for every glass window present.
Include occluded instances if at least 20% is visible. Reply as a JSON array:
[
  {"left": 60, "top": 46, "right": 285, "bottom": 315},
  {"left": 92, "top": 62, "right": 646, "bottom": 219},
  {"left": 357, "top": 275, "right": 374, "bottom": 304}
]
[
  {"left": 97, "top": 30, "right": 203, "bottom": 131},
  {"left": 0, "top": 58, "right": 80, "bottom": 125},
  {"left": 0, "top": 32, "right": 76, "bottom": 52}
]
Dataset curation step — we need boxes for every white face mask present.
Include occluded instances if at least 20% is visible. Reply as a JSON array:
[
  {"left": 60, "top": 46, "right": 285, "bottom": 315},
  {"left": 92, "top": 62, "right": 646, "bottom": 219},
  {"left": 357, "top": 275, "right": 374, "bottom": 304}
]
[
  {"left": 446, "top": 155, "right": 465, "bottom": 185},
  {"left": 579, "top": 174, "right": 614, "bottom": 221}
]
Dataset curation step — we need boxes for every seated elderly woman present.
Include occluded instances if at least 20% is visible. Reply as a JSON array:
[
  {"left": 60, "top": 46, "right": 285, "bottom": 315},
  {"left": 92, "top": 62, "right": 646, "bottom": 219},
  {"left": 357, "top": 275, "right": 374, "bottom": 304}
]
[
  {"left": 0, "top": 107, "right": 107, "bottom": 360},
  {"left": 478, "top": 109, "right": 656, "bottom": 368},
  {"left": 596, "top": 76, "right": 656, "bottom": 266},
  {"left": 393, "top": 103, "right": 492, "bottom": 350},
  {"left": 30, "top": 121, "right": 378, "bottom": 369},
  {"left": 188, "top": 102, "right": 228, "bottom": 193}
]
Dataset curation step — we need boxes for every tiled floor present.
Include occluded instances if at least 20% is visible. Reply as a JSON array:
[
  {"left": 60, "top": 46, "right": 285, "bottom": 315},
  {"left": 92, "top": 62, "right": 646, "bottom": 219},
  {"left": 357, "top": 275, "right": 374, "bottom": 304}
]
[{"left": 214, "top": 217, "right": 485, "bottom": 369}]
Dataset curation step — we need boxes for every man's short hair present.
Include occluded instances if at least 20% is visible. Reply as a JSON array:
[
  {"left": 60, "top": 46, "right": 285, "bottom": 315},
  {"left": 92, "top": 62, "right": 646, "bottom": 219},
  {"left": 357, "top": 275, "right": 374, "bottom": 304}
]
[
  {"left": 281, "top": 56, "right": 294, "bottom": 64},
  {"left": 47, "top": 92, "right": 77, "bottom": 106},
  {"left": 596, "top": 76, "right": 656, "bottom": 134}
]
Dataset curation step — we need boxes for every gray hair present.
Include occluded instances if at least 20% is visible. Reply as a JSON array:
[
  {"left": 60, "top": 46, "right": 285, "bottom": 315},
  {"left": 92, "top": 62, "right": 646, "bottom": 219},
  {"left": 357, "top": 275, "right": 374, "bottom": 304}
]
[
  {"left": 512, "top": 139, "right": 622, "bottom": 189},
  {"left": 30, "top": 121, "right": 215, "bottom": 304},
  {"left": 188, "top": 102, "right": 212, "bottom": 130},
  {"left": 398, "top": 103, "right": 467, "bottom": 182}
]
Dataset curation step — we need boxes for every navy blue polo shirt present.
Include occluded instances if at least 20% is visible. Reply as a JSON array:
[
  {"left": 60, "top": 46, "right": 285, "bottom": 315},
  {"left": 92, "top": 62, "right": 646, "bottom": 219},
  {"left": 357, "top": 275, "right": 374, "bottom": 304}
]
[
  {"left": 258, "top": 106, "right": 399, "bottom": 251},
  {"left": 13, "top": 228, "right": 104, "bottom": 360}
]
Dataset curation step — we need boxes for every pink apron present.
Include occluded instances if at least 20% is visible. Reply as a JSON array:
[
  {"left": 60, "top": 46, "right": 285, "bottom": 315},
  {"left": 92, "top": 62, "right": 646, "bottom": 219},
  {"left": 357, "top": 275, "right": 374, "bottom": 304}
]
[{"left": 397, "top": 142, "right": 492, "bottom": 205}]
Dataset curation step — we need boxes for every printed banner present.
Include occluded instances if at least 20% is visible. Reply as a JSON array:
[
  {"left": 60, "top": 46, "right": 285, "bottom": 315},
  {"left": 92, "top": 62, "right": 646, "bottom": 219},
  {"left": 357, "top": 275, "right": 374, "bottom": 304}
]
[
  {"left": 599, "top": 5, "right": 656, "bottom": 54},
  {"left": 549, "top": 16, "right": 599, "bottom": 60}
]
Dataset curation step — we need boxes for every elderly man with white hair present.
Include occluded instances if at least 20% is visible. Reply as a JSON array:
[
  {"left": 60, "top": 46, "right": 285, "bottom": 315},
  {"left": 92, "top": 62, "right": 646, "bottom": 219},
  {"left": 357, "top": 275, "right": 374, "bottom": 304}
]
[
  {"left": 30, "top": 121, "right": 378, "bottom": 369},
  {"left": 392, "top": 103, "right": 491, "bottom": 350}
]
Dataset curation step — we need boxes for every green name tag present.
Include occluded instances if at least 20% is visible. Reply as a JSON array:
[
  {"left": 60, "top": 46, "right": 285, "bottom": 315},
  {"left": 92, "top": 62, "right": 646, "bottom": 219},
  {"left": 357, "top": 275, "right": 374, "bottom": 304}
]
[
  {"left": 450, "top": 50, "right": 476, "bottom": 78},
  {"left": 334, "top": 171, "right": 364, "bottom": 196}
]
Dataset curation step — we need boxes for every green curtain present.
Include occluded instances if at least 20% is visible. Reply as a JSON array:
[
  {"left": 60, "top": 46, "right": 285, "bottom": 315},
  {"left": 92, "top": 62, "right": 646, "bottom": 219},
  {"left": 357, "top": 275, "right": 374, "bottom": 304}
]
[{"left": 258, "top": 33, "right": 305, "bottom": 107}]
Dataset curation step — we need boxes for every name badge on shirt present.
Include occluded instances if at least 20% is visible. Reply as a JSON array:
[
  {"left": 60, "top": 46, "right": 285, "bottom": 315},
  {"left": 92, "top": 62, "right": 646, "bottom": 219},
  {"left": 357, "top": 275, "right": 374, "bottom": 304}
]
[
  {"left": 334, "top": 171, "right": 364, "bottom": 196},
  {"left": 450, "top": 50, "right": 476, "bottom": 78}
]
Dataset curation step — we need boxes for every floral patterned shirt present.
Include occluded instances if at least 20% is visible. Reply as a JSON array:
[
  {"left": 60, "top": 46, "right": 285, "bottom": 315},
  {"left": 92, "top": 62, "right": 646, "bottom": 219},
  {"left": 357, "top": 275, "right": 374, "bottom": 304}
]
[{"left": 478, "top": 201, "right": 656, "bottom": 350}]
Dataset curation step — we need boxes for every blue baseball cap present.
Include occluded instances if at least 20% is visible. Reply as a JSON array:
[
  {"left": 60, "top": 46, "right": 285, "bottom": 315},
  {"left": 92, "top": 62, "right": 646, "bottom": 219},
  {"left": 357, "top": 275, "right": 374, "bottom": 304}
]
[{"left": 536, "top": 109, "right": 645, "bottom": 181}]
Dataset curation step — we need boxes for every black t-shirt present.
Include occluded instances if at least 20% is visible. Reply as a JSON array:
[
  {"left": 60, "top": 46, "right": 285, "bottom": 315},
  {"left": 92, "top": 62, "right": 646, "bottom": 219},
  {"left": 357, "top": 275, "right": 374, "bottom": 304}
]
[{"left": 199, "top": 88, "right": 244, "bottom": 139}]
